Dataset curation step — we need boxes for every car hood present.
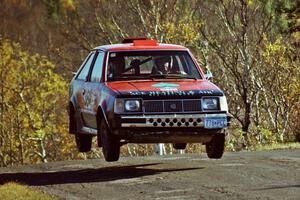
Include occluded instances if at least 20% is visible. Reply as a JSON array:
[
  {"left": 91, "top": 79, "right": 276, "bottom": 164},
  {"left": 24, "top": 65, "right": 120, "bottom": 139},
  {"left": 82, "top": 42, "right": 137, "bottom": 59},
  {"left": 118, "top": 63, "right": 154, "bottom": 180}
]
[{"left": 106, "top": 80, "right": 224, "bottom": 98}]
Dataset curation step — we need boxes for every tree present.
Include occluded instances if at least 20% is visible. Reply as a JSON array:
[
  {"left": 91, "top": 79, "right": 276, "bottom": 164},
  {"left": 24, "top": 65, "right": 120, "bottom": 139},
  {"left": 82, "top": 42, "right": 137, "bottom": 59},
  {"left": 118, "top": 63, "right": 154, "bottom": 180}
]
[
  {"left": 0, "top": 0, "right": 299, "bottom": 162},
  {"left": 0, "top": 38, "right": 74, "bottom": 166},
  {"left": 198, "top": 0, "right": 299, "bottom": 146}
]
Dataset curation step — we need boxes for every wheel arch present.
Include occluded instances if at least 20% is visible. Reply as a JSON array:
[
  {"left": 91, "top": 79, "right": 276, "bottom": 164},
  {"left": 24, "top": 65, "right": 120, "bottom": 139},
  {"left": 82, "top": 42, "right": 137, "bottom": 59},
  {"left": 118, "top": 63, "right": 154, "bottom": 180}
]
[
  {"left": 69, "top": 101, "right": 75, "bottom": 114},
  {"left": 97, "top": 105, "right": 111, "bottom": 131},
  {"left": 69, "top": 95, "right": 78, "bottom": 115}
]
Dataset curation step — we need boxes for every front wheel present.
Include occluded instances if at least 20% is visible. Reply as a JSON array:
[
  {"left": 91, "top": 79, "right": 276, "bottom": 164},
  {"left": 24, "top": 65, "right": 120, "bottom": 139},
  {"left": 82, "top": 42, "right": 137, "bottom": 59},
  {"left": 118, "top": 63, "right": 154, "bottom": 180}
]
[
  {"left": 100, "top": 120, "right": 120, "bottom": 162},
  {"left": 206, "top": 134, "right": 225, "bottom": 159}
]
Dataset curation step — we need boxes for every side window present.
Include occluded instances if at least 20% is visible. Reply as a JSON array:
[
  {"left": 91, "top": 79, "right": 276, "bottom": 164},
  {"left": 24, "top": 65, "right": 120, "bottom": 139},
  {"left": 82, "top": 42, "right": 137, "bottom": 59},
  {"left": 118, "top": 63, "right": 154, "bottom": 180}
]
[
  {"left": 77, "top": 52, "right": 95, "bottom": 81},
  {"left": 91, "top": 52, "right": 105, "bottom": 82}
]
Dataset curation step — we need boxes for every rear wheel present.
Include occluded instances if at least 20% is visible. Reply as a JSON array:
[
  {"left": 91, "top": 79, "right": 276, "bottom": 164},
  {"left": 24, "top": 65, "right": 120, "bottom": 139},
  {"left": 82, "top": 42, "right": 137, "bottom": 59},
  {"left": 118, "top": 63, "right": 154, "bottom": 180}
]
[
  {"left": 100, "top": 120, "right": 120, "bottom": 162},
  {"left": 69, "top": 105, "right": 76, "bottom": 134},
  {"left": 173, "top": 143, "right": 187, "bottom": 150},
  {"left": 75, "top": 133, "right": 92, "bottom": 152},
  {"left": 70, "top": 107, "right": 92, "bottom": 152},
  {"left": 206, "top": 134, "right": 225, "bottom": 159}
]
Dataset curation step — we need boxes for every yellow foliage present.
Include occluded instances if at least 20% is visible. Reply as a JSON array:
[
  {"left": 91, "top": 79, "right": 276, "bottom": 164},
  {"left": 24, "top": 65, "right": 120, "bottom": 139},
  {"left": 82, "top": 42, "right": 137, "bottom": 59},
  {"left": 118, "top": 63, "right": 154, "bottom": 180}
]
[
  {"left": 163, "top": 15, "right": 203, "bottom": 47},
  {"left": 0, "top": 38, "right": 75, "bottom": 166},
  {"left": 292, "top": 31, "right": 300, "bottom": 44},
  {"left": 260, "top": 35, "right": 300, "bottom": 137},
  {"left": 0, "top": 182, "right": 56, "bottom": 200},
  {"left": 60, "top": 0, "right": 76, "bottom": 11},
  {"left": 247, "top": 0, "right": 254, "bottom": 5}
]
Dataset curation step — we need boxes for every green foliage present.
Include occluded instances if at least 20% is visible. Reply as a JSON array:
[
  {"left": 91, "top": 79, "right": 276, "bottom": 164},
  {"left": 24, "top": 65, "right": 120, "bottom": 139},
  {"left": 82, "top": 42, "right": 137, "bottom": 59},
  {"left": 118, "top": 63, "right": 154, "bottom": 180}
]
[
  {"left": 45, "top": 0, "right": 60, "bottom": 21},
  {"left": 225, "top": 129, "right": 247, "bottom": 151},
  {"left": 45, "top": 0, "right": 76, "bottom": 21},
  {"left": 264, "top": 0, "right": 298, "bottom": 32}
]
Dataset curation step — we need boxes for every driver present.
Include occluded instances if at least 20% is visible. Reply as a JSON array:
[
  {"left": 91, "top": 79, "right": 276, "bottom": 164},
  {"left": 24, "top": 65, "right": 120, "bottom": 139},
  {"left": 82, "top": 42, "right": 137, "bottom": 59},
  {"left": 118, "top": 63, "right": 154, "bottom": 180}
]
[{"left": 153, "top": 56, "right": 172, "bottom": 74}]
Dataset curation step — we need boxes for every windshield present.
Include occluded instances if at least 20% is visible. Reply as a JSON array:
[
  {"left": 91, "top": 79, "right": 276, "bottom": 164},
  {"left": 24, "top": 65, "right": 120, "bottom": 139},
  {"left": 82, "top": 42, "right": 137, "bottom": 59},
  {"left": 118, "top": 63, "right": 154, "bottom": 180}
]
[{"left": 107, "top": 51, "right": 202, "bottom": 81}]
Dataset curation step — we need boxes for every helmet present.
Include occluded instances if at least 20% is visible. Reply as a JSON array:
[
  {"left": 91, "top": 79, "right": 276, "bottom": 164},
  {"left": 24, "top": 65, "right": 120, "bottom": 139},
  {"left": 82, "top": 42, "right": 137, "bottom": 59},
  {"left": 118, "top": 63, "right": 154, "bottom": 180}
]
[
  {"left": 154, "top": 56, "right": 172, "bottom": 74},
  {"left": 155, "top": 56, "right": 171, "bottom": 66}
]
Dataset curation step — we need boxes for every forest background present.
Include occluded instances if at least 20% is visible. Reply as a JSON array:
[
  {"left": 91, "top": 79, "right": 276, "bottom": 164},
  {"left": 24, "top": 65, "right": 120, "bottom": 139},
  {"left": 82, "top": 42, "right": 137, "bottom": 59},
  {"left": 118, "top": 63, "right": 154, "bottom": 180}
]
[{"left": 0, "top": 0, "right": 299, "bottom": 166}]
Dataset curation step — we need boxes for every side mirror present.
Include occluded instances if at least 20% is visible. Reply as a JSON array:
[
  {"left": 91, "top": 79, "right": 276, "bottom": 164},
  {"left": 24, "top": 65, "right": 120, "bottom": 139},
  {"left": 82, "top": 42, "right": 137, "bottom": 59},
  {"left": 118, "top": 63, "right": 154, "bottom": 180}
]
[{"left": 204, "top": 71, "right": 213, "bottom": 80}]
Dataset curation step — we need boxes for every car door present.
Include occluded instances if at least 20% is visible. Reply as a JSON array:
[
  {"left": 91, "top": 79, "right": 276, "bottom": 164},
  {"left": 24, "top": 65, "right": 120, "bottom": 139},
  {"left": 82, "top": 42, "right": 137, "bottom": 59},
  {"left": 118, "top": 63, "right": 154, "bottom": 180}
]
[
  {"left": 85, "top": 51, "right": 106, "bottom": 129},
  {"left": 74, "top": 51, "right": 96, "bottom": 129}
]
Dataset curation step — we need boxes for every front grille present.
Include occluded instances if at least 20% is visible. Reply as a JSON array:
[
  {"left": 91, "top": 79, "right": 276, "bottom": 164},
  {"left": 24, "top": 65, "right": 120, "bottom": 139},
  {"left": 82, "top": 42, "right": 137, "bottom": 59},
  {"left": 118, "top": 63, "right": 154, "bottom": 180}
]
[
  {"left": 183, "top": 100, "right": 201, "bottom": 111},
  {"left": 144, "top": 99, "right": 201, "bottom": 113},
  {"left": 144, "top": 101, "right": 163, "bottom": 112},
  {"left": 164, "top": 101, "right": 182, "bottom": 112}
]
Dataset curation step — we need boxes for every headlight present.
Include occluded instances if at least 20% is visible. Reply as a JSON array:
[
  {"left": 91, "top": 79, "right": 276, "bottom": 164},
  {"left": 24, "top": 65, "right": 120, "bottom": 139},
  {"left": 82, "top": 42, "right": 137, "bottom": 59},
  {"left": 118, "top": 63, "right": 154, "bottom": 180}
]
[
  {"left": 219, "top": 96, "right": 228, "bottom": 112},
  {"left": 114, "top": 98, "right": 124, "bottom": 113},
  {"left": 202, "top": 97, "right": 218, "bottom": 110},
  {"left": 125, "top": 100, "right": 141, "bottom": 112},
  {"left": 114, "top": 99, "right": 142, "bottom": 113}
]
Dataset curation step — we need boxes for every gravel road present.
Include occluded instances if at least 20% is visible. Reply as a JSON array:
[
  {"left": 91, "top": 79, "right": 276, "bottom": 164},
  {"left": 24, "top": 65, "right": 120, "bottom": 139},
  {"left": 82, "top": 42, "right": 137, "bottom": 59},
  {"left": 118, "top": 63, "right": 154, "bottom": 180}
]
[{"left": 0, "top": 150, "right": 299, "bottom": 200}]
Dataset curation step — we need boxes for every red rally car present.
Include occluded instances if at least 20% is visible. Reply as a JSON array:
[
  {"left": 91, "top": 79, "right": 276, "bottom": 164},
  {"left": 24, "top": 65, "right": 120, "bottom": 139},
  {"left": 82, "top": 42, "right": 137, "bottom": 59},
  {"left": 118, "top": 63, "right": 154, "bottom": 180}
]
[{"left": 69, "top": 37, "right": 231, "bottom": 161}]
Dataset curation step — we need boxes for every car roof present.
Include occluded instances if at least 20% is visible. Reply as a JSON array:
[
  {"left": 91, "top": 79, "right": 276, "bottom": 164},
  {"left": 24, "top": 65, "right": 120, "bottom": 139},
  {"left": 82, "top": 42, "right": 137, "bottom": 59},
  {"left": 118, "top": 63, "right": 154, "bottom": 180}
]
[{"left": 93, "top": 42, "right": 188, "bottom": 52}]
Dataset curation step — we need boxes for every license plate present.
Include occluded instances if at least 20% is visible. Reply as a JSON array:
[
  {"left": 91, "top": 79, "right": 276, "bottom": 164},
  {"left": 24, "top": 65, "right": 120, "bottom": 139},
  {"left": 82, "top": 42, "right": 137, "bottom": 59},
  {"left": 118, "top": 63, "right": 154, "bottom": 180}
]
[{"left": 204, "top": 117, "right": 227, "bottom": 129}]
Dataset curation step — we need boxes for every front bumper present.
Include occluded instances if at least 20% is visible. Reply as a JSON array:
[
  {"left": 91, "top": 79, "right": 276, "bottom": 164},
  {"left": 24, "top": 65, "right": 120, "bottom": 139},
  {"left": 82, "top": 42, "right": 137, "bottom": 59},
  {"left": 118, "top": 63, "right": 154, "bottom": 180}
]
[
  {"left": 120, "top": 113, "right": 231, "bottom": 128},
  {"left": 110, "top": 112, "right": 231, "bottom": 143}
]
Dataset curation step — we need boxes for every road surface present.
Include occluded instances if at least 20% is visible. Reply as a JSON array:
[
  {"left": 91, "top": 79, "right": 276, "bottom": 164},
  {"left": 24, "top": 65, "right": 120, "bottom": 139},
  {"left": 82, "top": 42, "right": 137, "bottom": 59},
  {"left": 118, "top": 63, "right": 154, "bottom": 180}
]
[{"left": 0, "top": 150, "right": 299, "bottom": 200}]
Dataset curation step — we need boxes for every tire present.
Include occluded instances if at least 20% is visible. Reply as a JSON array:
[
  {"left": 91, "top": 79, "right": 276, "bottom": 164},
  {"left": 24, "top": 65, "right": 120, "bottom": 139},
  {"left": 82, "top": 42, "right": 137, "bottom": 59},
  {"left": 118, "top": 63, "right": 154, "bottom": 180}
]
[
  {"left": 100, "top": 120, "right": 120, "bottom": 162},
  {"left": 206, "top": 134, "right": 225, "bottom": 159},
  {"left": 70, "top": 107, "right": 92, "bottom": 152},
  {"left": 75, "top": 133, "right": 92, "bottom": 152},
  {"left": 69, "top": 105, "right": 76, "bottom": 134},
  {"left": 173, "top": 143, "right": 187, "bottom": 150}
]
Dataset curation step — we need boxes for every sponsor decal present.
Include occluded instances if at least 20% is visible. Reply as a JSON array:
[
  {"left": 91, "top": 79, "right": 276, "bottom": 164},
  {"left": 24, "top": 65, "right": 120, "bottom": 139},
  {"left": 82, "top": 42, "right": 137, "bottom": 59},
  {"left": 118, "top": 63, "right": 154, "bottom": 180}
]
[
  {"left": 152, "top": 83, "right": 179, "bottom": 91},
  {"left": 127, "top": 90, "right": 223, "bottom": 97}
]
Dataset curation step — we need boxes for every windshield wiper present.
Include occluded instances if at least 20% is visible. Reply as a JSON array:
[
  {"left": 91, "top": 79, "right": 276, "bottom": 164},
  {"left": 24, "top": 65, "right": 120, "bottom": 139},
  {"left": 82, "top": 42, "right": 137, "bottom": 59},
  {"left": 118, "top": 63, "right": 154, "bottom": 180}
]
[{"left": 149, "top": 74, "right": 197, "bottom": 80}]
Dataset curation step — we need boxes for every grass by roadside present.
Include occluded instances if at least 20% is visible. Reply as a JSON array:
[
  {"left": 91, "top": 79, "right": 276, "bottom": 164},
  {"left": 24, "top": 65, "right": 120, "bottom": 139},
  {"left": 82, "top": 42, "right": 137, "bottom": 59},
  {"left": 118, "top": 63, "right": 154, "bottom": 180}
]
[
  {"left": 0, "top": 182, "right": 56, "bottom": 200},
  {"left": 252, "top": 142, "right": 300, "bottom": 151}
]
